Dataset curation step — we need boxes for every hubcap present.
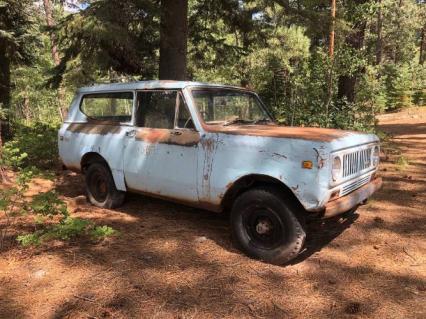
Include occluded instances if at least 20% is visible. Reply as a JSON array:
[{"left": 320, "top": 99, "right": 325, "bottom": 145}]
[
  {"left": 243, "top": 208, "right": 285, "bottom": 250},
  {"left": 256, "top": 218, "right": 273, "bottom": 235}
]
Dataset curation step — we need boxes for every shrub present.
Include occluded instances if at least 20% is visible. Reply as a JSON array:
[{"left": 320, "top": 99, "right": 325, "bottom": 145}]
[{"left": 3, "top": 122, "right": 59, "bottom": 170}]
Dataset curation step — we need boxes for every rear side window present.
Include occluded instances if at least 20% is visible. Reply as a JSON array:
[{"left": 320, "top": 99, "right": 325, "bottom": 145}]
[{"left": 80, "top": 92, "right": 133, "bottom": 122}]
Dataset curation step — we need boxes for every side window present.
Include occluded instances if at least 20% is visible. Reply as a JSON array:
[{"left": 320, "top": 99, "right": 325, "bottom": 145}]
[
  {"left": 80, "top": 92, "right": 133, "bottom": 122},
  {"left": 136, "top": 91, "right": 176, "bottom": 129},
  {"left": 176, "top": 94, "right": 195, "bottom": 129}
]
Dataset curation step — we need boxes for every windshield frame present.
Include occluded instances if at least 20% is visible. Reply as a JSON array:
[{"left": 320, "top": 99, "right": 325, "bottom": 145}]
[{"left": 187, "top": 86, "right": 275, "bottom": 127}]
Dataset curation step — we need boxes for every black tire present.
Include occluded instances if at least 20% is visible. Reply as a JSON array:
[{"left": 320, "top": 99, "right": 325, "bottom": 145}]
[
  {"left": 85, "top": 162, "right": 125, "bottom": 209},
  {"left": 230, "top": 186, "right": 306, "bottom": 265}
]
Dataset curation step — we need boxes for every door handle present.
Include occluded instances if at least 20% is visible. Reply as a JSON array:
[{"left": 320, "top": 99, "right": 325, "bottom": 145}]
[
  {"left": 170, "top": 130, "right": 182, "bottom": 136},
  {"left": 125, "top": 129, "right": 137, "bottom": 137}
]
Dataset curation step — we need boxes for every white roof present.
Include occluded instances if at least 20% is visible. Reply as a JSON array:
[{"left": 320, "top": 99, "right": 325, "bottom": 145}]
[{"left": 77, "top": 80, "right": 248, "bottom": 93}]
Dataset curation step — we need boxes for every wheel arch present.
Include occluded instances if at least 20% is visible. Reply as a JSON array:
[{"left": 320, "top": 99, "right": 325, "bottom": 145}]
[
  {"left": 80, "top": 152, "right": 127, "bottom": 191},
  {"left": 80, "top": 152, "right": 109, "bottom": 173},
  {"left": 221, "top": 174, "right": 307, "bottom": 214}
]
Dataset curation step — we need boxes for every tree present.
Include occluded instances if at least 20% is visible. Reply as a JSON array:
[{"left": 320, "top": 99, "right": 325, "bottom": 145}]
[
  {"left": 50, "top": 0, "right": 159, "bottom": 88},
  {"left": 0, "top": 0, "right": 36, "bottom": 178},
  {"left": 376, "top": 0, "right": 383, "bottom": 65},
  {"left": 159, "top": 0, "right": 188, "bottom": 80},
  {"left": 42, "top": 0, "right": 67, "bottom": 119},
  {"left": 337, "top": 0, "right": 368, "bottom": 103}
]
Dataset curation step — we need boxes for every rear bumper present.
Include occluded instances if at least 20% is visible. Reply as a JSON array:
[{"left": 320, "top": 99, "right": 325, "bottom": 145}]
[{"left": 323, "top": 177, "right": 382, "bottom": 218}]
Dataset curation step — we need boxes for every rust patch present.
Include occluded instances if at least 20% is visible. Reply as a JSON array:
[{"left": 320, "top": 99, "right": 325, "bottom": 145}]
[
  {"left": 200, "top": 135, "right": 221, "bottom": 200},
  {"left": 67, "top": 123, "right": 122, "bottom": 135},
  {"left": 135, "top": 128, "right": 200, "bottom": 147},
  {"left": 203, "top": 124, "right": 360, "bottom": 142},
  {"left": 324, "top": 177, "right": 382, "bottom": 218},
  {"left": 313, "top": 148, "right": 326, "bottom": 169},
  {"left": 127, "top": 187, "right": 221, "bottom": 212}
]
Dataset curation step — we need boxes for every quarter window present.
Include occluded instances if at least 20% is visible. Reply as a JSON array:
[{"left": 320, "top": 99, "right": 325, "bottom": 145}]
[{"left": 80, "top": 92, "right": 133, "bottom": 122}]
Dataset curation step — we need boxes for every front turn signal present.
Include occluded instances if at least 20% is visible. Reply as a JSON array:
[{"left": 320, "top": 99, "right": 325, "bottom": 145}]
[{"left": 302, "top": 161, "right": 313, "bottom": 169}]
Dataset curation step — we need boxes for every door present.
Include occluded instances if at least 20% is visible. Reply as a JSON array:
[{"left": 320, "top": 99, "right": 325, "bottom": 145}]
[{"left": 123, "top": 90, "right": 200, "bottom": 203}]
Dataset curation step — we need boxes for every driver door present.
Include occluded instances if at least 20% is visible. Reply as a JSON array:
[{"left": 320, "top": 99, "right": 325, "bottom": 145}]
[{"left": 123, "top": 90, "right": 200, "bottom": 203}]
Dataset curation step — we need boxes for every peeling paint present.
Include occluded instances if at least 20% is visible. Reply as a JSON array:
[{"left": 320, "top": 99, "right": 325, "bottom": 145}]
[
  {"left": 313, "top": 147, "right": 326, "bottom": 169},
  {"left": 67, "top": 123, "right": 122, "bottom": 135},
  {"left": 135, "top": 128, "right": 200, "bottom": 147},
  {"left": 204, "top": 124, "right": 360, "bottom": 142}
]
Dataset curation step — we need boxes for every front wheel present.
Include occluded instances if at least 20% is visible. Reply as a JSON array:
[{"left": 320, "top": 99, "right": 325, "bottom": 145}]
[
  {"left": 85, "top": 162, "right": 125, "bottom": 209},
  {"left": 230, "top": 187, "right": 306, "bottom": 265}
]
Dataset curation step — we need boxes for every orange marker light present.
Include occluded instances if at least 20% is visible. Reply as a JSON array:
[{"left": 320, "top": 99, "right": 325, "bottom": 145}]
[{"left": 302, "top": 161, "right": 313, "bottom": 169}]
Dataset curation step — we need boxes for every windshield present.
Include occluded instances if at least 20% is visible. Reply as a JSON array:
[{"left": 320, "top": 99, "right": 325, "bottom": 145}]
[{"left": 191, "top": 89, "right": 273, "bottom": 125}]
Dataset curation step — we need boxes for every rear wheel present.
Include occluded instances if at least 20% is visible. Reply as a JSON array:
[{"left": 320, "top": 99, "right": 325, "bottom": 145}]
[
  {"left": 230, "top": 187, "right": 306, "bottom": 264},
  {"left": 85, "top": 162, "right": 125, "bottom": 208}
]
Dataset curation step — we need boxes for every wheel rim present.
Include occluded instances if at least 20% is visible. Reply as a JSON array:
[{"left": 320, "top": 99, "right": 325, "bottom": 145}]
[
  {"left": 242, "top": 207, "right": 285, "bottom": 250},
  {"left": 88, "top": 168, "right": 108, "bottom": 202}
]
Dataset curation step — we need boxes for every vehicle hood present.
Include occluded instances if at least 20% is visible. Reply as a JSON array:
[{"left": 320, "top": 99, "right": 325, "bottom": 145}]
[{"left": 204, "top": 124, "right": 376, "bottom": 144}]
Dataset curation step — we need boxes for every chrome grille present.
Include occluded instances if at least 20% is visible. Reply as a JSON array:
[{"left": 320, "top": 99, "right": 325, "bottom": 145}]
[
  {"left": 342, "top": 148, "right": 372, "bottom": 178},
  {"left": 341, "top": 174, "right": 371, "bottom": 196}
]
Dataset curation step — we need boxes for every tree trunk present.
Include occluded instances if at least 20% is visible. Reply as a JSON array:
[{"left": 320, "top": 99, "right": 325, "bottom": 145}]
[
  {"left": 0, "top": 38, "right": 11, "bottom": 140},
  {"left": 159, "top": 0, "right": 188, "bottom": 80},
  {"left": 420, "top": 24, "right": 426, "bottom": 65},
  {"left": 394, "top": 0, "right": 404, "bottom": 64},
  {"left": 0, "top": 39, "right": 10, "bottom": 181},
  {"left": 329, "top": 0, "right": 336, "bottom": 57},
  {"left": 325, "top": 0, "right": 336, "bottom": 126},
  {"left": 337, "top": 21, "right": 367, "bottom": 103},
  {"left": 43, "top": 0, "right": 66, "bottom": 120},
  {"left": 375, "top": 0, "right": 383, "bottom": 65}
]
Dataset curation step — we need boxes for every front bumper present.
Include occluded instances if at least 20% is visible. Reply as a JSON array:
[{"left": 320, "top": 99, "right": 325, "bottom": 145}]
[{"left": 323, "top": 177, "right": 382, "bottom": 218}]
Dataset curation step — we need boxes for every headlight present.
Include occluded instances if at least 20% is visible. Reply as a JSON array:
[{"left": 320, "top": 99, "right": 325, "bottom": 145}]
[
  {"left": 332, "top": 156, "right": 342, "bottom": 181},
  {"left": 372, "top": 145, "right": 380, "bottom": 167}
]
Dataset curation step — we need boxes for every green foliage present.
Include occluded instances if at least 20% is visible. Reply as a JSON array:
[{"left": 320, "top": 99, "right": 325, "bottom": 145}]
[
  {"left": 395, "top": 155, "right": 409, "bottom": 171},
  {"left": 0, "top": 0, "right": 38, "bottom": 65},
  {"left": 3, "top": 0, "right": 426, "bottom": 136},
  {"left": 45, "top": 217, "right": 90, "bottom": 241},
  {"left": 30, "top": 191, "right": 68, "bottom": 219},
  {"left": 16, "top": 191, "right": 118, "bottom": 246},
  {"left": 17, "top": 217, "right": 118, "bottom": 246},
  {"left": 90, "top": 225, "right": 117, "bottom": 239},
  {"left": 16, "top": 232, "right": 42, "bottom": 246},
  {"left": 0, "top": 167, "right": 36, "bottom": 249},
  {"left": 2, "top": 122, "right": 59, "bottom": 170}
]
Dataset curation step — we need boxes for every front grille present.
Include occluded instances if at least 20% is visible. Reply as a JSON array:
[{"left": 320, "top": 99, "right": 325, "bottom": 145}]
[
  {"left": 342, "top": 148, "right": 372, "bottom": 178},
  {"left": 341, "top": 174, "right": 371, "bottom": 196}
]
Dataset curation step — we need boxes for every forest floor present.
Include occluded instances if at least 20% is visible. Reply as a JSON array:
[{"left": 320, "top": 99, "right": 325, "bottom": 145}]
[{"left": 0, "top": 108, "right": 425, "bottom": 319}]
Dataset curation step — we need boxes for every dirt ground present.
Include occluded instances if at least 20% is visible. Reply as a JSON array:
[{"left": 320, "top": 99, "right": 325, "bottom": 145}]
[{"left": 0, "top": 108, "right": 425, "bottom": 319}]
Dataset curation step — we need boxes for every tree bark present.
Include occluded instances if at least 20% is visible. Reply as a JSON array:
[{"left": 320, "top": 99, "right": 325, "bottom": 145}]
[
  {"left": 159, "top": 0, "right": 188, "bottom": 80},
  {"left": 329, "top": 0, "right": 336, "bottom": 57},
  {"left": 325, "top": 0, "right": 336, "bottom": 126},
  {"left": 337, "top": 21, "right": 367, "bottom": 103},
  {"left": 0, "top": 39, "right": 10, "bottom": 181},
  {"left": 420, "top": 24, "right": 426, "bottom": 65},
  {"left": 375, "top": 0, "right": 383, "bottom": 65},
  {"left": 43, "top": 0, "right": 66, "bottom": 120},
  {"left": 0, "top": 38, "right": 11, "bottom": 140}
]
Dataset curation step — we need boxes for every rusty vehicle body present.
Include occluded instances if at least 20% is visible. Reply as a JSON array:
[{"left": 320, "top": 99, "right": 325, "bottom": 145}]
[{"left": 59, "top": 80, "right": 382, "bottom": 264}]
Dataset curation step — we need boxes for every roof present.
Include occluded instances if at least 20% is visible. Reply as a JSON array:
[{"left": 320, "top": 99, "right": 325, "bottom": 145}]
[{"left": 77, "top": 80, "right": 247, "bottom": 93}]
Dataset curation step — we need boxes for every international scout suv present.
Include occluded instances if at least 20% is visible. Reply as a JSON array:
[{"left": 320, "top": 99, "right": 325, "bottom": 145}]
[{"left": 59, "top": 81, "right": 382, "bottom": 264}]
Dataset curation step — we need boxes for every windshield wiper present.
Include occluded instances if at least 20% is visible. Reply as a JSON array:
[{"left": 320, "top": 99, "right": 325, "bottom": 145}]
[{"left": 223, "top": 118, "right": 254, "bottom": 126}]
